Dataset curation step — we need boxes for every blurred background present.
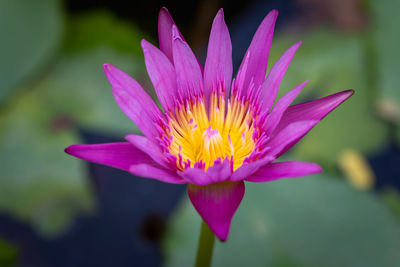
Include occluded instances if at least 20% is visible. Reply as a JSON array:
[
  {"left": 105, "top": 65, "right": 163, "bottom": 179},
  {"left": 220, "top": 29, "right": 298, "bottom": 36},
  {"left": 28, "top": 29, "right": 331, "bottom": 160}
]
[{"left": 1, "top": 0, "right": 400, "bottom": 266}]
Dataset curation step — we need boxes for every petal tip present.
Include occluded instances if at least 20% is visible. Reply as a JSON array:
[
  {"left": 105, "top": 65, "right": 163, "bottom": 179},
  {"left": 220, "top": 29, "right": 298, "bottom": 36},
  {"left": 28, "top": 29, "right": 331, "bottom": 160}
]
[
  {"left": 346, "top": 89, "right": 355, "bottom": 96},
  {"left": 217, "top": 8, "right": 224, "bottom": 17},
  {"left": 159, "top": 6, "right": 170, "bottom": 15},
  {"left": 140, "top": 39, "right": 148, "bottom": 49},
  {"left": 64, "top": 145, "right": 74, "bottom": 155},
  {"left": 103, "top": 63, "right": 113, "bottom": 72},
  {"left": 266, "top": 9, "right": 279, "bottom": 21}
]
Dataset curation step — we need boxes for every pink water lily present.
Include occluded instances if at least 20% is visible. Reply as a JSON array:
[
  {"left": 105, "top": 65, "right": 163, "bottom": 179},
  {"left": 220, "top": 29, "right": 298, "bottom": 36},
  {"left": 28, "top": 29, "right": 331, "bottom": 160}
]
[{"left": 65, "top": 8, "right": 353, "bottom": 241}]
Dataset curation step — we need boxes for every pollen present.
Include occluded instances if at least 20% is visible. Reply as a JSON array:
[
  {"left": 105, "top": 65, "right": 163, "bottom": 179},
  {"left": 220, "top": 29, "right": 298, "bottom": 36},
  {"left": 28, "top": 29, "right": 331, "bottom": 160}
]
[{"left": 164, "top": 88, "right": 261, "bottom": 171}]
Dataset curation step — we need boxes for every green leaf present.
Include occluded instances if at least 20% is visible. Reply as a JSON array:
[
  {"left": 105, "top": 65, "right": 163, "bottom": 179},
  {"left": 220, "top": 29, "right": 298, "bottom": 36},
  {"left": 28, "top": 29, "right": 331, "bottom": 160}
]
[
  {"left": 268, "top": 31, "right": 388, "bottom": 170},
  {"left": 369, "top": 0, "right": 400, "bottom": 118},
  {"left": 0, "top": 0, "right": 63, "bottom": 101},
  {"left": 0, "top": 90, "right": 94, "bottom": 237},
  {"left": 164, "top": 176, "right": 400, "bottom": 267},
  {"left": 62, "top": 10, "right": 149, "bottom": 56},
  {"left": 34, "top": 47, "right": 147, "bottom": 134},
  {"left": 0, "top": 238, "right": 18, "bottom": 267}
]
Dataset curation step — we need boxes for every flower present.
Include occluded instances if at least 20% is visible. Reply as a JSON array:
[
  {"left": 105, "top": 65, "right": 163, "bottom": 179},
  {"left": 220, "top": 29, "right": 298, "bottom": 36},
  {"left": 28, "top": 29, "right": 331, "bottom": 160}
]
[{"left": 65, "top": 7, "right": 353, "bottom": 241}]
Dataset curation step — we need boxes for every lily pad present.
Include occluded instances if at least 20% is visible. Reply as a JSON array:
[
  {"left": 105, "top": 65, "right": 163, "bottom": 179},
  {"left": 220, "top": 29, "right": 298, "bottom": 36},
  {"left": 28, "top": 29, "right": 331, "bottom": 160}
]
[
  {"left": 163, "top": 175, "right": 400, "bottom": 267},
  {"left": 0, "top": 0, "right": 63, "bottom": 101},
  {"left": 369, "top": 0, "right": 400, "bottom": 117},
  {"left": 268, "top": 31, "right": 388, "bottom": 170},
  {"left": 34, "top": 47, "right": 147, "bottom": 135},
  {"left": 63, "top": 10, "right": 149, "bottom": 56},
  {"left": 0, "top": 90, "right": 94, "bottom": 237}
]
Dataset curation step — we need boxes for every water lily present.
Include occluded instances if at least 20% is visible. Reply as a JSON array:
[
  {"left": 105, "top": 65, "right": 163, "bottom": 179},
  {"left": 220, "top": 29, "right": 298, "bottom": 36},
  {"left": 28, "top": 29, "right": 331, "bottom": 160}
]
[{"left": 65, "top": 8, "right": 353, "bottom": 242}]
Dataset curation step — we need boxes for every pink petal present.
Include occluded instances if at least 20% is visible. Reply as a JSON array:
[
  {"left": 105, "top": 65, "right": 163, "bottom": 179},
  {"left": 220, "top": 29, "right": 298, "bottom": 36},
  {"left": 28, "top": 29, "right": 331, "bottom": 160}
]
[
  {"left": 271, "top": 90, "right": 354, "bottom": 156},
  {"left": 158, "top": 7, "right": 184, "bottom": 63},
  {"left": 264, "top": 80, "right": 308, "bottom": 135},
  {"left": 103, "top": 64, "right": 162, "bottom": 142},
  {"left": 180, "top": 159, "right": 232, "bottom": 185},
  {"left": 206, "top": 158, "right": 232, "bottom": 183},
  {"left": 141, "top": 39, "right": 177, "bottom": 111},
  {"left": 125, "top": 134, "right": 169, "bottom": 168},
  {"left": 259, "top": 41, "right": 301, "bottom": 112},
  {"left": 65, "top": 142, "right": 153, "bottom": 171},
  {"left": 266, "top": 120, "right": 319, "bottom": 157},
  {"left": 172, "top": 26, "right": 204, "bottom": 99},
  {"left": 230, "top": 156, "right": 274, "bottom": 181},
  {"left": 275, "top": 89, "right": 354, "bottom": 132},
  {"left": 180, "top": 167, "right": 209, "bottom": 185},
  {"left": 188, "top": 181, "right": 245, "bottom": 241},
  {"left": 129, "top": 164, "right": 186, "bottom": 184},
  {"left": 236, "top": 10, "right": 278, "bottom": 96},
  {"left": 204, "top": 8, "right": 232, "bottom": 104},
  {"left": 246, "top": 161, "right": 322, "bottom": 182}
]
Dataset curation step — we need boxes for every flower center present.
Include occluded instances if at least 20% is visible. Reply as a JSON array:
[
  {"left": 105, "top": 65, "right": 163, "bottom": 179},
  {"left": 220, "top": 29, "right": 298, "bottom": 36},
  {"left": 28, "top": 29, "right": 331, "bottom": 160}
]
[{"left": 164, "top": 89, "right": 261, "bottom": 171}]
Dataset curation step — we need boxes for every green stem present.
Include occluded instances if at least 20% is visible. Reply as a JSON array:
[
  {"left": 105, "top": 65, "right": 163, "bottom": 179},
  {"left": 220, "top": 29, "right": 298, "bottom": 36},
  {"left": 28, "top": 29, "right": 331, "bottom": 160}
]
[{"left": 194, "top": 220, "right": 215, "bottom": 267}]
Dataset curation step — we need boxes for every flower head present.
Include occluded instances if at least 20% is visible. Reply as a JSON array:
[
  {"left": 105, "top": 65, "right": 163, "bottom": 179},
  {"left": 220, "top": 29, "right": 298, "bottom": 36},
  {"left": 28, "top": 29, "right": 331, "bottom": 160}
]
[{"left": 65, "top": 8, "right": 353, "bottom": 241}]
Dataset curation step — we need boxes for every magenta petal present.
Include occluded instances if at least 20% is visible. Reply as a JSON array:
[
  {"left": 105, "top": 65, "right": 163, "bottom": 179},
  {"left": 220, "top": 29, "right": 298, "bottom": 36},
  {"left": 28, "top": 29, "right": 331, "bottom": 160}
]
[
  {"left": 129, "top": 164, "right": 186, "bottom": 184},
  {"left": 125, "top": 134, "right": 169, "bottom": 168},
  {"left": 103, "top": 64, "right": 162, "bottom": 142},
  {"left": 271, "top": 90, "right": 354, "bottom": 156},
  {"left": 204, "top": 9, "right": 232, "bottom": 104},
  {"left": 141, "top": 39, "right": 177, "bottom": 110},
  {"left": 275, "top": 90, "right": 354, "bottom": 132},
  {"left": 259, "top": 41, "right": 301, "bottom": 112},
  {"left": 158, "top": 7, "right": 184, "bottom": 63},
  {"left": 65, "top": 142, "right": 153, "bottom": 171},
  {"left": 266, "top": 120, "right": 319, "bottom": 157},
  {"left": 188, "top": 181, "right": 245, "bottom": 241},
  {"left": 230, "top": 156, "right": 274, "bottom": 181},
  {"left": 264, "top": 80, "right": 308, "bottom": 135},
  {"left": 180, "top": 159, "right": 231, "bottom": 185},
  {"left": 172, "top": 26, "right": 204, "bottom": 99},
  {"left": 180, "top": 167, "right": 210, "bottom": 185},
  {"left": 236, "top": 10, "right": 278, "bottom": 96},
  {"left": 246, "top": 161, "right": 322, "bottom": 182},
  {"left": 206, "top": 158, "right": 232, "bottom": 183}
]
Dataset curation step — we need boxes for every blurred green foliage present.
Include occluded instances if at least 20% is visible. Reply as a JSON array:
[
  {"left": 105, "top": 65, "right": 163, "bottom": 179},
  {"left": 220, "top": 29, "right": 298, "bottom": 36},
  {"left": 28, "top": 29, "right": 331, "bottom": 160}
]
[
  {"left": 0, "top": 0, "right": 63, "bottom": 101},
  {"left": 164, "top": 176, "right": 400, "bottom": 267},
  {"left": 63, "top": 10, "right": 148, "bottom": 56},
  {"left": 0, "top": 239, "right": 18, "bottom": 267},
  {"left": 370, "top": 0, "right": 400, "bottom": 109},
  {"left": 0, "top": 4, "right": 147, "bottom": 236},
  {"left": 270, "top": 31, "right": 388, "bottom": 171}
]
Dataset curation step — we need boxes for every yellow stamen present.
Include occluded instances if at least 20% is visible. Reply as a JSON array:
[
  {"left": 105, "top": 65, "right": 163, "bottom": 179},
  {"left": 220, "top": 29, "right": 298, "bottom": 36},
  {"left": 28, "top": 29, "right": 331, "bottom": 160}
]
[{"left": 166, "top": 92, "right": 257, "bottom": 171}]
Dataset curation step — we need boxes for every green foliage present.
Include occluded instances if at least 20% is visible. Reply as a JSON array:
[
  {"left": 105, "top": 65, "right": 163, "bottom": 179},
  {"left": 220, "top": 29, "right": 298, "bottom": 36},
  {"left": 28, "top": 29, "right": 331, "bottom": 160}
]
[
  {"left": 268, "top": 31, "right": 388, "bottom": 170},
  {"left": 0, "top": 239, "right": 18, "bottom": 267},
  {"left": 0, "top": 9, "right": 148, "bottom": 237},
  {"left": 33, "top": 47, "right": 145, "bottom": 134},
  {"left": 0, "top": 90, "right": 94, "bottom": 237},
  {"left": 164, "top": 176, "right": 400, "bottom": 267},
  {"left": 0, "top": 0, "right": 63, "bottom": 101},
  {"left": 370, "top": 0, "right": 400, "bottom": 114},
  {"left": 63, "top": 10, "right": 149, "bottom": 56}
]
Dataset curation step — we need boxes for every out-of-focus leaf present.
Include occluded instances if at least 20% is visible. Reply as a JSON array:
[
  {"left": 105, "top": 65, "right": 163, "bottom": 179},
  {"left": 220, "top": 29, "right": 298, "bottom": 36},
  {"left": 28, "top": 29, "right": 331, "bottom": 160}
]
[
  {"left": 164, "top": 175, "right": 400, "bottom": 267},
  {"left": 0, "top": 0, "right": 63, "bottom": 101},
  {"left": 0, "top": 90, "right": 94, "bottom": 237},
  {"left": 381, "top": 188, "right": 400, "bottom": 220},
  {"left": 268, "top": 31, "right": 388, "bottom": 170},
  {"left": 370, "top": 0, "right": 400, "bottom": 116},
  {"left": 34, "top": 47, "right": 147, "bottom": 134},
  {"left": 0, "top": 9, "right": 153, "bottom": 236},
  {"left": 63, "top": 10, "right": 149, "bottom": 56},
  {"left": 0, "top": 238, "right": 18, "bottom": 267}
]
